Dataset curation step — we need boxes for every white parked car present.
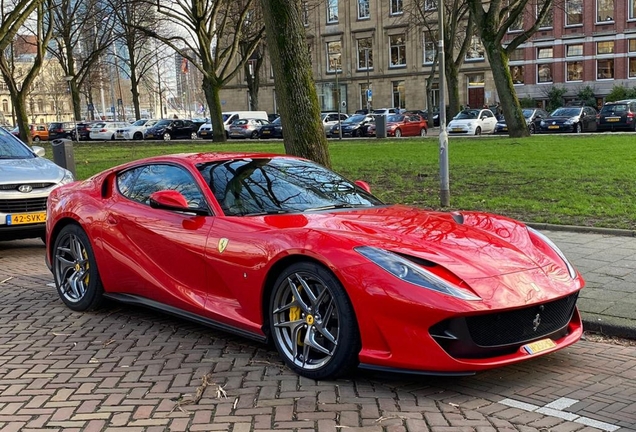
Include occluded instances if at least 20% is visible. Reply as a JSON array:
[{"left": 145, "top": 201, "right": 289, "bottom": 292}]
[
  {"left": 320, "top": 112, "right": 349, "bottom": 133},
  {"left": 89, "top": 122, "right": 130, "bottom": 140},
  {"left": 118, "top": 119, "right": 159, "bottom": 140},
  {"left": 447, "top": 108, "right": 498, "bottom": 135}
]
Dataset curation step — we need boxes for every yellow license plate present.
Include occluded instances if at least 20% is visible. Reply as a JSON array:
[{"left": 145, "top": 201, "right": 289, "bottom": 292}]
[
  {"left": 607, "top": 118, "right": 620, "bottom": 122},
  {"left": 502, "top": 127, "right": 508, "bottom": 131},
  {"left": 522, "top": 338, "right": 556, "bottom": 355},
  {"left": 7, "top": 212, "right": 47, "bottom": 225},
  {"left": 452, "top": 128, "right": 463, "bottom": 132},
  {"left": 548, "top": 125, "right": 560, "bottom": 129}
]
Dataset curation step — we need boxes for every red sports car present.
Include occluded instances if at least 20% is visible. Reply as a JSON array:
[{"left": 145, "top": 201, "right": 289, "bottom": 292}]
[{"left": 46, "top": 153, "right": 584, "bottom": 380}]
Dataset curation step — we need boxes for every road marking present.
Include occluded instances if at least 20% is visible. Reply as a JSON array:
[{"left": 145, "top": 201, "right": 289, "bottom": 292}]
[{"left": 500, "top": 397, "right": 620, "bottom": 432}]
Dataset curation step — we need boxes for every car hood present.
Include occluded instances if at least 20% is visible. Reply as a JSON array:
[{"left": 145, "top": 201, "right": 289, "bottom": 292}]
[
  {"left": 263, "top": 205, "right": 564, "bottom": 279},
  {"left": 0, "top": 157, "right": 66, "bottom": 183},
  {"left": 261, "top": 205, "right": 578, "bottom": 303}
]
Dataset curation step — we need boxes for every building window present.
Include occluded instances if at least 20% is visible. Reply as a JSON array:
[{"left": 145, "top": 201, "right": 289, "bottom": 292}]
[
  {"left": 425, "top": 0, "right": 436, "bottom": 10},
  {"left": 566, "top": 0, "right": 583, "bottom": 25},
  {"left": 326, "top": 41, "right": 342, "bottom": 72},
  {"left": 327, "top": 0, "right": 338, "bottom": 23},
  {"left": 2, "top": 99, "right": 8, "bottom": 112},
  {"left": 423, "top": 31, "right": 436, "bottom": 64},
  {"left": 429, "top": 82, "right": 439, "bottom": 108},
  {"left": 390, "top": 0, "right": 403, "bottom": 16},
  {"left": 597, "top": 0, "right": 614, "bottom": 22},
  {"left": 509, "top": 48, "right": 524, "bottom": 61},
  {"left": 302, "top": 2, "right": 309, "bottom": 26},
  {"left": 566, "top": 43, "right": 583, "bottom": 82},
  {"left": 511, "top": 65, "right": 524, "bottom": 84},
  {"left": 597, "top": 59, "right": 614, "bottom": 79},
  {"left": 392, "top": 80, "right": 405, "bottom": 109},
  {"left": 629, "top": 39, "right": 636, "bottom": 78},
  {"left": 37, "top": 99, "right": 44, "bottom": 112},
  {"left": 389, "top": 34, "right": 406, "bottom": 68},
  {"left": 358, "top": 0, "right": 370, "bottom": 19},
  {"left": 465, "top": 35, "right": 484, "bottom": 60},
  {"left": 537, "top": 0, "right": 553, "bottom": 28},
  {"left": 631, "top": 0, "right": 636, "bottom": 20},
  {"left": 357, "top": 38, "right": 373, "bottom": 70},
  {"left": 538, "top": 64, "right": 553, "bottom": 83},
  {"left": 597, "top": 41, "right": 614, "bottom": 54},
  {"left": 537, "top": 47, "right": 553, "bottom": 59},
  {"left": 508, "top": 0, "right": 523, "bottom": 31}
]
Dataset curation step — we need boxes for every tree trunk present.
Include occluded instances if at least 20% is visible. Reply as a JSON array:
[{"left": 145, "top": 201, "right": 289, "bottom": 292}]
[
  {"left": 129, "top": 63, "right": 141, "bottom": 121},
  {"left": 202, "top": 76, "right": 226, "bottom": 142},
  {"left": 445, "top": 58, "right": 461, "bottom": 119},
  {"left": 483, "top": 42, "right": 528, "bottom": 138},
  {"left": 11, "top": 92, "right": 31, "bottom": 145},
  {"left": 260, "top": 0, "right": 330, "bottom": 167}
]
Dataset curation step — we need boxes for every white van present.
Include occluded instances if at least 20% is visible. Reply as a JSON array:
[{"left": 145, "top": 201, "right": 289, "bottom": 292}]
[{"left": 198, "top": 111, "right": 268, "bottom": 138}]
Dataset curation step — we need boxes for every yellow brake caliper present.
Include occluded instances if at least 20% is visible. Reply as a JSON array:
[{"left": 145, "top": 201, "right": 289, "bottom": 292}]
[
  {"left": 83, "top": 249, "right": 90, "bottom": 284},
  {"left": 289, "top": 287, "right": 303, "bottom": 346}
]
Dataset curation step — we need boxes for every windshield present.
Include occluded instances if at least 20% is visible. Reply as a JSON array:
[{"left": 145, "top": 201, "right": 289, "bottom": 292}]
[
  {"left": 522, "top": 109, "right": 535, "bottom": 118},
  {"left": 272, "top": 117, "right": 281, "bottom": 125},
  {"left": 387, "top": 115, "right": 404, "bottom": 122},
  {"left": 198, "top": 158, "right": 383, "bottom": 216},
  {"left": 551, "top": 108, "right": 581, "bottom": 117},
  {"left": 155, "top": 120, "right": 171, "bottom": 127},
  {"left": 132, "top": 119, "right": 147, "bottom": 126},
  {"left": 343, "top": 114, "right": 366, "bottom": 123},
  {"left": 454, "top": 109, "right": 480, "bottom": 119},
  {"left": 0, "top": 128, "right": 35, "bottom": 159}
]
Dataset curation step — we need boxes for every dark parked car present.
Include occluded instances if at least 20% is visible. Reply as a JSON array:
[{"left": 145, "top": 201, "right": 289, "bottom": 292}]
[
  {"left": 70, "top": 122, "right": 96, "bottom": 141},
  {"left": 494, "top": 108, "right": 550, "bottom": 134},
  {"left": 48, "top": 122, "right": 75, "bottom": 140},
  {"left": 539, "top": 106, "right": 598, "bottom": 133},
  {"left": 258, "top": 117, "right": 283, "bottom": 139},
  {"left": 596, "top": 100, "right": 636, "bottom": 132},
  {"left": 144, "top": 119, "right": 198, "bottom": 141},
  {"left": 328, "top": 114, "right": 373, "bottom": 137},
  {"left": 267, "top": 113, "right": 280, "bottom": 122}
]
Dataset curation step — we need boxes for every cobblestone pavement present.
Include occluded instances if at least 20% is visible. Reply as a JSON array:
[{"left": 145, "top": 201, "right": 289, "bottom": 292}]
[{"left": 1, "top": 239, "right": 635, "bottom": 432}]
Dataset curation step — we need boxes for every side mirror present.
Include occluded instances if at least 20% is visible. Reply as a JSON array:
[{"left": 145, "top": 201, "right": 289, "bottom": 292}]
[
  {"left": 149, "top": 190, "right": 190, "bottom": 211},
  {"left": 32, "top": 146, "right": 45, "bottom": 157},
  {"left": 355, "top": 180, "right": 371, "bottom": 193}
]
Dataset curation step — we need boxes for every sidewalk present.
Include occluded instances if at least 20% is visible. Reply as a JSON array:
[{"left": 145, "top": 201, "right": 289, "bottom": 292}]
[{"left": 529, "top": 224, "right": 636, "bottom": 339}]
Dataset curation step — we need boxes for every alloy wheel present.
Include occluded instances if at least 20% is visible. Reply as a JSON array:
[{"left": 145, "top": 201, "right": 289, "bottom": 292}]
[{"left": 54, "top": 233, "right": 91, "bottom": 303}]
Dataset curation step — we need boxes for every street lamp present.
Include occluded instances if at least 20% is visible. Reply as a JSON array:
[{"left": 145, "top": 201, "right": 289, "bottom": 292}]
[
  {"left": 438, "top": 4, "right": 449, "bottom": 207},
  {"left": 335, "top": 54, "right": 342, "bottom": 140}
]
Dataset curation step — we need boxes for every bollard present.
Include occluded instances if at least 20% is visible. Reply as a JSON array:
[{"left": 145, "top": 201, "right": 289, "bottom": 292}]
[
  {"left": 375, "top": 114, "right": 387, "bottom": 139},
  {"left": 51, "top": 139, "right": 76, "bottom": 177}
]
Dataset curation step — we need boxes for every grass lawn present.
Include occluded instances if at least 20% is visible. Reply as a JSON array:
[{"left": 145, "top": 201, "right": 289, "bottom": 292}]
[{"left": 42, "top": 133, "right": 636, "bottom": 229}]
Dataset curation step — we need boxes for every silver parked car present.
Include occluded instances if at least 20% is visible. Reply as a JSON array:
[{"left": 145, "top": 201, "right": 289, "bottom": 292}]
[
  {"left": 228, "top": 118, "right": 270, "bottom": 139},
  {"left": 0, "top": 128, "right": 74, "bottom": 241}
]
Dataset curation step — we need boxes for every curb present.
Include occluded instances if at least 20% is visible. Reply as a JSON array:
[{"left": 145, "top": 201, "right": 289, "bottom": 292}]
[
  {"left": 581, "top": 314, "right": 636, "bottom": 340},
  {"left": 526, "top": 222, "right": 636, "bottom": 237}
]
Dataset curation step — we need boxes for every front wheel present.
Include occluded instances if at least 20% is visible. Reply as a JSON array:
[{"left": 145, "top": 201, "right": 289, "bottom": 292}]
[
  {"left": 163, "top": 132, "right": 172, "bottom": 141},
  {"left": 269, "top": 262, "right": 360, "bottom": 380},
  {"left": 33, "top": 136, "right": 41, "bottom": 142},
  {"left": 529, "top": 124, "right": 536, "bottom": 134},
  {"left": 251, "top": 130, "right": 259, "bottom": 139},
  {"left": 420, "top": 128, "right": 427, "bottom": 136},
  {"left": 575, "top": 123, "right": 582, "bottom": 133},
  {"left": 394, "top": 128, "right": 402, "bottom": 138},
  {"left": 52, "top": 224, "right": 104, "bottom": 311},
  {"left": 190, "top": 132, "right": 198, "bottom": 140},
  {"left": 133, "top": 132, "right": 143, "bottom": 140},
  {"left": 475, "top": 126, "right": 482, "bottom": 136}
]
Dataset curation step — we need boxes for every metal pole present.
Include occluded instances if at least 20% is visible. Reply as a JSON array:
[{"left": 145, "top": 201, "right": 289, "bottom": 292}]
[
  {"left": 336, "top": 57, "right": 342, "bottom": 140},
  {"left": 438, "top": 2, "right": 450, "bottom": 207},
  {"left": 366, "top": 48, "right": 371, "bottom": 113}
]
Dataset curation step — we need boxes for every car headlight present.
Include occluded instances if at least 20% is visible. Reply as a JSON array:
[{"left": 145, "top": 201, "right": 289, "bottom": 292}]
[
  {"left": 527, "top": 227, "right": 577, "bottom": 279},
  {"left": 60, "top": 170, "right": 74, "bottom": 184},
  {"left": 540, "top": 121, "right": 546, "bottom": 126},
  {"left": 466, "top": 122, "right": 473, "bottom": 128},
  {"left": 355, "top": 246, "right": 481, "bottom": 300}
]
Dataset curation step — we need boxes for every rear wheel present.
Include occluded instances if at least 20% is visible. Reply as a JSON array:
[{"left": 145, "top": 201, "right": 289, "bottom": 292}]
[
  {"left": 52, "top": 224, "right": 104, "bottom": 311},
  {"left": 420, "top": 128, "right": 427, "bottom": 136},
  {"left": 251, "top": 130, "right": 259, "bottom": 139},
  {"left": 394, "top": 128, "right": 402, "bottom": 138},
  {"left": 110, "top": 134, "right": 115, "bottom": 140},
  {"left": 269, "top": 262, "right": 360, "bottom": 380},
  {"left": 33, "top": 136, "right": 41, "bottom": 142},
  {"left": 163, "top": 132, "right": 171, "bottom": 141},
  {"left": 475, "top": 126, "right": 482, "bottom": 136},
  {"left": 190, "top": 132, "right": 198, "bottom": 139}
]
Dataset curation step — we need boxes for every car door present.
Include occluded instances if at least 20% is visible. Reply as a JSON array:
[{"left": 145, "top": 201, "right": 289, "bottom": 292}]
[
  {"left": 481, "top": 110, "right": 497, "bottom": 132},
  {"left": 99, "top": 163, "right": 218, "bottom": 315}
]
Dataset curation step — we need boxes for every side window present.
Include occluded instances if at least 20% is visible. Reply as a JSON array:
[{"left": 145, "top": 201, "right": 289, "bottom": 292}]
[
  {"left": 117, "top": 164, "right": 207, "bottom": 210},
  {"left": 174, "top": 121, "right": 183, "bottom": 127}
]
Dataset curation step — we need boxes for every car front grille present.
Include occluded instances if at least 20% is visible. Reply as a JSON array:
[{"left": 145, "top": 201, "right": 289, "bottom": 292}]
[
  {"left": 0, "top": 197, "right": 48, "bottom": 213},
  {"left": 0, "top": 183, "right": 56, "bottom": 191},
  {"left": 430, "top": 292, "right": 579, "bottom": 359}
]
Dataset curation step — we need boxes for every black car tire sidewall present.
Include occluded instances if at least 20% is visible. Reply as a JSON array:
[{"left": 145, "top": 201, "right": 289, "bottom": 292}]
[
  {"left": 269, "top": 261, "right": 360, "bottom": 380},
  {"left": 53, "top": 224, "right": 105, "bottom": 312}
]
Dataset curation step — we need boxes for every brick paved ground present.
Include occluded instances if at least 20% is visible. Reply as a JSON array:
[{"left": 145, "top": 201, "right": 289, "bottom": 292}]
[{"left": 1, "top": 239, "right": 635, "bottom": 432}]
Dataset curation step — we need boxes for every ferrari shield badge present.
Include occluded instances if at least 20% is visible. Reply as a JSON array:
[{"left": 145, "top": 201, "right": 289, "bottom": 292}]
[{"left": 218, "top": 238, "right": 229, "bottom": 253}]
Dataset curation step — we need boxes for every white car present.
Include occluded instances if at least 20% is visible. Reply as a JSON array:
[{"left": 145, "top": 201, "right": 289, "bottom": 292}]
[
  {"left": 118, "top": 119, "right": 159, "bottom": 140},
  {"left": 89, "top": 122, "right": 130, "bottom": 140},
  {"left": 447, "top": 108, "right": 498, "bottom": 135},
  {"left": 0, "top": 128, "right": 74, "bottom": 242},
  {"left": 320, "top": 112, "right": 349, "bottom": 133}
]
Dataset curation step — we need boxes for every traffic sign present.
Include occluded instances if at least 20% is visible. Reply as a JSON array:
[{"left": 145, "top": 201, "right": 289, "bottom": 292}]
[{"left": 366, "top": 89, "right": 372, "bottom": 101}]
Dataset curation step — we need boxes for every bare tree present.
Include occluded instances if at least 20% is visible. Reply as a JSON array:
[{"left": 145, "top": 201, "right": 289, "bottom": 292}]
[
  {"left": 135, "top": 0, "right": 265, "bottom": 142},
  {"left": 48, "top": 0, "right": 115, "bottom": 121},
  {"left": 408, "top": 0, "right": 474, "bottom": 119},
  {"left": 260, "top": 0, "right": 330, "bottom": 166},
  {"left": 0, "top": 0, "right": 54, "bottom": 144},
  {"left": 0, "top": 0, "right": 43, "bottom": 52},
  {"left": 466, "top": 0, "right": 555, "bottom": 137}
]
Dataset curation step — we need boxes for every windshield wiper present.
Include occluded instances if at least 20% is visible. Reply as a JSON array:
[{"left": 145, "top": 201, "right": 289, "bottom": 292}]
[
  {"left": 243, "top": 209, "right": 292, "bottom": 216},
  {"left": 303, "top": 203, "right": 366, "bottom": 212}
]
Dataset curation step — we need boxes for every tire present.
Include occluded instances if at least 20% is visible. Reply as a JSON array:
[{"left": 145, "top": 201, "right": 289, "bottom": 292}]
[
  {"left": 33, "top": 136, "right": 41, "bottom": 142},
  {"left": 52, "top": 224, "right": 104, "bottom": 311},
  {"left": 191, "top": 132, "right": 198, "bottom": 139},
  {"left": 420, "top": 128, "right": 427, "bottom": 136},
  {"left": 529, "top": 124, "right": 536, "bottom": 134},
  {"left": 251, "top": 130, "right": 259, "bottom": 139},
  {"left": 353, "top": 129, "right": 361, "bottom": 137},
  {"left": 475, "top": 126, "right": 482, "bottom": 136},
  {"left": 111, "top": 134, "right": 116, "bottom": 140},
  {"left": 133, "top": 132, "right": 143, "bottom": 140},
  {"left": 575, "top": 123, "right": 582, "bottom": 133},
  {"left": 163, "top": 132, "right": 171, "bottom": 141},
  {"left": 269, "top": 262, "right": 360, "bottom": 380},
  {"left": 394, "top": 128, "right": 402, "bottom": 138}
]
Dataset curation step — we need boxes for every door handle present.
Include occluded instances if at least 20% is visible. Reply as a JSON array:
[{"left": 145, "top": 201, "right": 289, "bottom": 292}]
[{"left": 107, "top": 214, "right": 118, "bottom": 225}]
